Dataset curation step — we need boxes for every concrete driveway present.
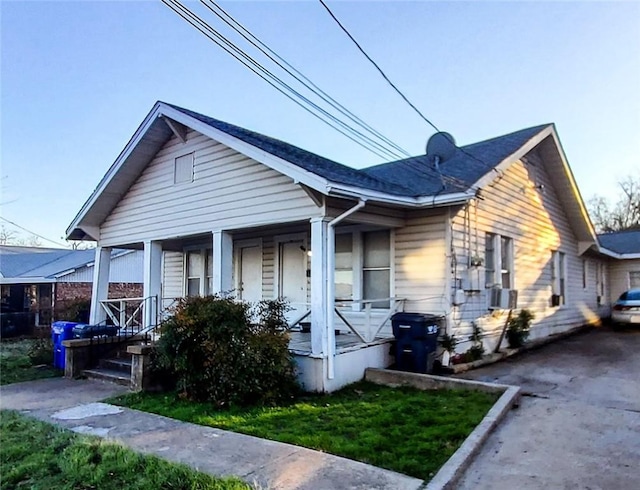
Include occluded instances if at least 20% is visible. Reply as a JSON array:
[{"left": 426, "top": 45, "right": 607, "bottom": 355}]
[{"left": 456, "top": 325, "right": 640, "bottom": 489}]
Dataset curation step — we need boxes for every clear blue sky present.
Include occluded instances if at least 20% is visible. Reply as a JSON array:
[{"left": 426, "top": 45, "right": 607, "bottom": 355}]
[{"left": 2, "top": 0, "right": 639, "bottom": 246}]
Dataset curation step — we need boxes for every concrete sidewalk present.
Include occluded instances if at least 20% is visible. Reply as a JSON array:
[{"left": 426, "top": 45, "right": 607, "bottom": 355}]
[{"left": 0, "top": 378, "right": 422, "bottom": 490}]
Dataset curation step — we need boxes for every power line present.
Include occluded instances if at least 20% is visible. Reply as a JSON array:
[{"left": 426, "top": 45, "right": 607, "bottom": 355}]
[
  {"left": 318, "top": 0, "right": 502, "bottom": 178},
  {"left": 162, "top": 0, "right": 405, "bottom": 160},
  {"left": 200, "top": 0, "right": 411, "bottom": 158},
  {"left": 0, "top": 216, "right": 67, "bottom": 247},
  {"left": 318, "top": 0, "right": 441, "bottom": 134}
]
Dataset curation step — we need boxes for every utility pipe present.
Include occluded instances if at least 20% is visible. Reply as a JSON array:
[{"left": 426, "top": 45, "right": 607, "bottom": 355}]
[{"left": 326, "top": 199, "right": 366, "bottom": 380}]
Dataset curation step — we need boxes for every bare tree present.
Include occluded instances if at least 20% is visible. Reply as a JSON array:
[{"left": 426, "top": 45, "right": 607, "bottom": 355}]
[
  {"left": 588, "top": 175, "right": 640, "bottom": 233},
  {"left": 0, "top": 225, "right": 18, "bottom": 245}
]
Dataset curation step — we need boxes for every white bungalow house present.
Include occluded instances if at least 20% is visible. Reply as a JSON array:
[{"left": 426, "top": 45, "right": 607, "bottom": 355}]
[{"left": 66, "top": 101, "right": 616, "bottom": 392}]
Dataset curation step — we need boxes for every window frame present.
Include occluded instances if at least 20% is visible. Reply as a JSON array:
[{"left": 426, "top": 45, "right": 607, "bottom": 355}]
[
  {"left": 183, "top": 246, "right": 213, "bottom": 297},
  {"left": 484, "top": 233, "right": 514, "bottom": 289},
  {"left": 551, "top": 250, "right": 567, "bottom": 306},
  {"left": 334, "top": 228, "right": 393, "bottom": 311},
  {"left": 174, "top": 152, "right": 194, "bottom": 184}
]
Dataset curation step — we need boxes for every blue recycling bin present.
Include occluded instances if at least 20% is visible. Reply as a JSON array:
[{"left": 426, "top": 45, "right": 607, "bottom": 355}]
[
  {"left": 392, "top": 313, "right": 443, "bottom": 374},
  {"left": 51, "top": 321, "right": 78, "bottom": 369}
]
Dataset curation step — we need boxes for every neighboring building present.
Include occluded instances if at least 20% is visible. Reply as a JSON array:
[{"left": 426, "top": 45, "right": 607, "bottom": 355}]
[
  {"left": 0, "top": 245, "right": 143, "bottom": 331},
  {"left": 598, "top": 230, "right": 640, "bottom": 302},
  {"left": 65, "top": 101, "right": 623, "bottom": 391}
]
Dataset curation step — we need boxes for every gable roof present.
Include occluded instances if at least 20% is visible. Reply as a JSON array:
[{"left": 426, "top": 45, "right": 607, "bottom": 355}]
[
  {"left": 363, "top": 125, "right": 551, "bottom": 196},
  {"left": 66, "top": 102, "right": 595, "bottom": 246},
  {"left": 0, "top": 246, "right": 129, "bottom": 281},
  {"left": 598, "top": 230, "right": 640, "bottom": 257}
]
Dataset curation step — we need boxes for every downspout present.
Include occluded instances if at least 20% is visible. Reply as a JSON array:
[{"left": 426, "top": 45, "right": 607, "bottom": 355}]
[{"left": 326, "top": 199, "right": 366, "bottom": 380}]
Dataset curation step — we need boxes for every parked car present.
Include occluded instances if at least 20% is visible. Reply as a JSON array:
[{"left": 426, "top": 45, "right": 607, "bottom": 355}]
[{"left": 611, "top": 289, "right": 640, "bottom": 327}]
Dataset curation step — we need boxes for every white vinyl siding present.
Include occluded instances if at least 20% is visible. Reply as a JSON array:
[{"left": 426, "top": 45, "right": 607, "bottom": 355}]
[
  {"left": 99, "top": 129, "right": 320, "bottom": 245},
  {"left": 451, "top": 149, "right": 602, "bottom": 349},
  {"left": 608, "top": 258, "right": 640, "bottom": 303},
  {"left": 55, "top": 251, "right": 143, "bottom": 283}
]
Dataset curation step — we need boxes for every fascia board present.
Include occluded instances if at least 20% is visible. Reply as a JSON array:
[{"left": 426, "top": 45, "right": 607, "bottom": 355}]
[
  {"left": 548, "top": 128, "right": 598, "bottom": 242},
  {"left": 327, "top": 183, "right": 473, "bottom": 207},
  {"left": 598, "top": 246, "right": 640, "bottom": 260},
  {"left": 0, "top": 277, "right": 55, "bottom": 285},
  {"left": 66, "top": 102, "right": 166, "bottom": 239}
]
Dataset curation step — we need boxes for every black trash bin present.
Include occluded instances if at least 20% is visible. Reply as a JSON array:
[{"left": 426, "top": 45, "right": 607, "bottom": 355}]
[
  {"left": 72, "top": 324, "right": 118, "bottom": 339},
  {"left": 391, "top": 313, "right": 442, "bottom": 374},
  {"left": 51, "top": 321, "right": 79, "bottom": 369}
]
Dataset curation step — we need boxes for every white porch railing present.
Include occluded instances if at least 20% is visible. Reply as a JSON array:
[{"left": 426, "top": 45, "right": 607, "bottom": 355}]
[
  {"left": 335, "top": 298, "right": 405, "bottom": 343},
  {"left": 99, "top": 296, "right": 158, "bottom": 335},
  {"left": 287, "top": 297, "right": 405, "bottom": 344}
]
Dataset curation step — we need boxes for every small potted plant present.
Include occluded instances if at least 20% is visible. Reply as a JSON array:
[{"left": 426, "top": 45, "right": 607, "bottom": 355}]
[{"left": 506, "top": 309, "right": 535, "bottom": 348}]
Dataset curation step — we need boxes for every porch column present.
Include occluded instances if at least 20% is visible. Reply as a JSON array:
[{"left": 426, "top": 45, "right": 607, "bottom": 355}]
[
  {"left": 89, "top": 246, "right": 111, "bottom": 325},
  {"left": 310, "top": 218, "right": 329, "bottom": 356},
  {"left": 143, "top": 240, "right": 162, "bottom": 329},
  {"left": 212, "top": 230, "right": 233, "bottom": 295}
]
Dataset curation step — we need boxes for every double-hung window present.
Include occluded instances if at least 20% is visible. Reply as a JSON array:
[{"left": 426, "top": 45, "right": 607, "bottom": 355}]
[
  {"left": 551, "top": 250, "right": 566, "bottom": 305},
  {"left": 185, "top": 248, "right": 213, "bottom": 296},
  {"left": 362, "top": 230, "right": 391, "bottom": 308},
  {"left": 485, "top": 233, "right": 513, "bottom": 289},
  {"left": 334, "top": 229, "right": 391, "bottom": 309},
  {"left": 630, "top": 271, "right": 640, "bottom": 289}
]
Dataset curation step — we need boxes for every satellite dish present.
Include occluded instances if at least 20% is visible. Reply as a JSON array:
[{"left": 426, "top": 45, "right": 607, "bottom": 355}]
[{"left": 426, "top": 132, "right": 457, "bottom": 165}]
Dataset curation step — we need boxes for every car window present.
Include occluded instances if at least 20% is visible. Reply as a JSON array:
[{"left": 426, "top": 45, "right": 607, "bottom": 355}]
[{"left": 620, "top": 291, "right": 640, "bottom": 301}]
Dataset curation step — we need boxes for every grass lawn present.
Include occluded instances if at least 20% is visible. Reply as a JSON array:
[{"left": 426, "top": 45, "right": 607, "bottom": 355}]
[
  {"left": 0, "top": 410, "right": 251, "bottom": 490},
  {"left": 0, "top": 338, "right": 61, "bottom": 385},
  {"left": 110, "top": 381, "right": 498, "bottom": 480}
]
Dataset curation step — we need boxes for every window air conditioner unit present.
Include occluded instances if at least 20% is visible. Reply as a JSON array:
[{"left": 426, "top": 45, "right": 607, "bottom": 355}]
[
  {"left": 551, "top": 294, "right": 564, "bottom": 307},
  {"left": 490, "top": 288, "right": 518, "bottom": 309}
]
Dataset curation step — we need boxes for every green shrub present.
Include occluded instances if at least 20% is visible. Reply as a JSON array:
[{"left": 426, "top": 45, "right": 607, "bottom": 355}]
[
  {"left": 27, "top": 337, "right": 54, "bottom": 366},
  {"left": 506, "top": 309, "right": 535, "bottom": 348},
  {"left": 55, "top": 298, "right": 91, "bottom": 323},
  {"left": 155, "top": 295, "right": 298, "bottom": 407}
]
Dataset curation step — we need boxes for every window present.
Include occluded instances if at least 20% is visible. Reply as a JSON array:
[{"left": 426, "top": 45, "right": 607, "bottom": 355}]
[
  {"left": 335, "top": 233, "right": 353, "bottom": 300},
  {"left": 334, "top": 229, "right": 391, "bottom": 309},
  {"left": 185, "top": 248, "right": 213, "bottom": 296},
  {"left": 596, "top": 261, "right": 605, "bottom": 297},
  {"left": 485, "top": 233, "right": 513, "bottom": 288},
  {"left": 551, "top": 250, "right": 566, "bottom": 305},
  {"left": 630, "top": 271, "right": 640, "bottom": 289},
  {"left": 363, "top": 230, "right": 390, "bottom": 308},
  {"left": 174, "top": 153, "right": 194, "bottom": 184},
  {"left": 582, "top": 259, "right": 588, "bottom": 289}
]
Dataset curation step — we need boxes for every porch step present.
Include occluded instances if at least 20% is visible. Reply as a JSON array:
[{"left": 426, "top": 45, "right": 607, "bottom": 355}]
[
  {"left": 83, "top": 368, "right": 131, "bottom": 387},
  {"left": 99, "top": 357, "right": 132, "bottom": 375}
]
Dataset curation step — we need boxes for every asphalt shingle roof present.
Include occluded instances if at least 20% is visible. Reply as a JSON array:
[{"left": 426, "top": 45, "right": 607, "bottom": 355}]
[
  {"left": 363, "top": 125, "right": 552, "bottom": 196},
  {"left": 167, "top": 104, "right": 412, "bottom": 196},
  {"left": 167, "top": 103, "right": 551, "bottom": 199},
  {"left": 0, "top": 246, "right": 123, "bottom": 279},
  {"left": 598, "top": 230, "right": 640, "bottom": 255}
]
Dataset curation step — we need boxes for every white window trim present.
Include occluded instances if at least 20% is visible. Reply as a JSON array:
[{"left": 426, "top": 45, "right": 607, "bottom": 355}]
[
  {"left": 551, "top": 250, "right": 567, "bottom": 306},
  {"left": 234, "top": 238, "right": 263, "bottom": 300},
  {"left": 484, "top": 233, "right": 514, "bottom": 289},
  {"left": 336, "top": 228, "right": 394, "bottom": 311},
  {"left": 273, "top": 232, "right": 308, "bottom": 301},
  {"left": 183, "top": 245, "right": 212, "bottom": 297}
]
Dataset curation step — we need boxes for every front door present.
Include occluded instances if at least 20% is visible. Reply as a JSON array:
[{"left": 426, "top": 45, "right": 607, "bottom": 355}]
[
  {"left": 278, "top": 239, "right": 307, "bottom": 321},
  {"left": 238, "top": 243, "right": 262, "bottom": 302}
]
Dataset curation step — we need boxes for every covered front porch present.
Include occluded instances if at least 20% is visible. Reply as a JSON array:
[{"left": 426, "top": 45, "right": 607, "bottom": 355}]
[{"left": 88, "top": 208, "right": 406, "bottom": 391}]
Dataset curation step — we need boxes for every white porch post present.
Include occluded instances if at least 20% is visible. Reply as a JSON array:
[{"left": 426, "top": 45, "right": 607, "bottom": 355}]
[
  {"left": 310, "top": 218, "right": 329, "bottom": 356},
  {"left": 143, "top": 240, "right": 162, "bottom": 328},
  {"left": 89, "top": 246, "right": 111, "bottom": 325},
  {"left": 212, "top": 230, "right": 233, "bottom": 295}
]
